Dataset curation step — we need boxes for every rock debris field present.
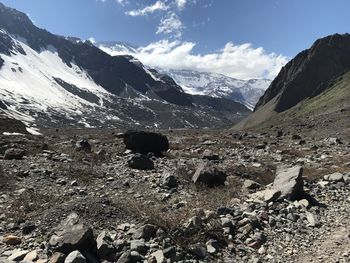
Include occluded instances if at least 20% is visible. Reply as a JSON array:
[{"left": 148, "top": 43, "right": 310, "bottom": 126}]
[{"left": 0, "top": 129, "right": 349, "bottom": 263}]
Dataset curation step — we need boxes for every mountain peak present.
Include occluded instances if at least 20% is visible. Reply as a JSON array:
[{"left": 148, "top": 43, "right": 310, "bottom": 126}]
[{"left": 255, "top": 33, "right": 350, "bottom": 112}]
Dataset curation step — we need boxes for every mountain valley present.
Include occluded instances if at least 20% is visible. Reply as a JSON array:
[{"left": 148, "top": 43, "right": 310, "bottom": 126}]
[{"left": 0, "top": 2, "right": 349, "bottom": 263}]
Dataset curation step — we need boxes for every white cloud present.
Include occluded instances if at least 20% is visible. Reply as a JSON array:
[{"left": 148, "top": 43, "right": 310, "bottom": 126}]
[
  {"left": 100, "top": 40, "right": 288, "bottom": 79},
  {"left": 175, "top": 0, "right": 187, "bottom": 10},
  {"left": 125, "top": 1, "right": 169, "bottom": 16},
  {"left": 116, "top": 0, "right": 129, "bottom": 5},
  {"left": 156, "top": 12, "right": 184, "bottom": 38}
]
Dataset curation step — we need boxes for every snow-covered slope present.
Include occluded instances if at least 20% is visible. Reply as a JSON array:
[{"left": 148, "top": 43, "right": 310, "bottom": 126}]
[
  {"left": 96, "top": 42, "right": 271, "bottom": 110},
  {"left": 0, "top": 32, "right": 249, "bottom": 130},
  {"left": 161, "top": 69, "right": 271, "bottom": 110},
  {"left": 0, "top": 2, "right": 251, "bottom": 131}
]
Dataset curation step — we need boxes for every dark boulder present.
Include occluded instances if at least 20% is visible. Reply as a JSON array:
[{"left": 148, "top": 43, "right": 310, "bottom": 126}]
[
  {"left": 75, "top": 139, "right": 91, "bottom": 152},
  {"left": 192, "top": 162, "right": 227, "bottom": 187},
  {"left": 128, "top": 154, "right": 154, "bottom": 170},
  {"left": 49, "top": 213, "right": 96, "bottom": 254},
  {"left": 123, "top": 131, "right": 169, "bottom": 155}
]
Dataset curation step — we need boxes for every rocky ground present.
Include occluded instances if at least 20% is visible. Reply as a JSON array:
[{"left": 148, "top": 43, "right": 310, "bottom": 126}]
[{"left": 0, "top": 127, "right": 349, "bottom": 263}]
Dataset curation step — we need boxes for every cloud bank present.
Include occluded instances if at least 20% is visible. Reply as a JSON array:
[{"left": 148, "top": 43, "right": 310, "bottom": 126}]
[{"left": 99, "top": 40, "right": 289, "bottom": 79}]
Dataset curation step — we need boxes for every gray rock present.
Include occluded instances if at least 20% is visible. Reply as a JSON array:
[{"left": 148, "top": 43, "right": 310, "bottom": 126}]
[
  {"left": 132, "top": 224, "right": 156, "bottom": 240},
  {"left": 49, "top": 213, "right": 95, "bottom": 254},
  {"left": 192, "top": 162, "right": 227, "bottom": 187},
  {"left": 96, "top": 231, "right": 116, "bottom": 259},
  {"left": 324, "top": 137, "right": 342, "bottom": 145},
  {"left": 250, "top": 189, "right": 281, "bottom": 203},
  {"left": 162, "top": 172, "right": 178, "bottom": 188},
  {"left": 243, "top": 180, "right": 261, "bottom": 190},
  {"left": 23, "top": 250, "right": 38, "bottom": 261},
  {"left": 49, "top": 252, "right": 66, "bottom": 263},
  {"left": 202, "top": 149, "right": 219, "bottom": 160},
  {"left": 189, "top": 244, "right": 207, "bottom": 259},
  {"left": 149, "top": 250, "right": 165, "bottom": 263},
  {"left": 206, "top": 240, "right": 221, "bottom": 254},
  {"left": 8, "top": 250, "right": 29, "bottom": 261},
  {"left": 64, "top": 251, "right": 86, "bottom": 263},
  {"left": 75, "top": 139, "right": 91, "bottom": 152},
  {"left": 4, "top": 148, "right": 25, "bottom": 160},
  {"left": 128, "top": 154, "right": 154, "bottom": 170},
  {"left": 116, "top": 251, "right": 131, "bottom": 263},
  {"left": 324, "top": 172, "right": 344, "bottom": 182},
  {"left": 184, "top": 216, "right": 203, "bottom": 234},
  {"left": 272, "top": 166, "right": 304, "bottom": 200},
  {"left": 306, "top": 212, "right": 320, "bottom": 227},
  {"left": 163, "top": 246, "right": 176, "bottom": 259},
  {"left": 130, "top": 240, "right": 146, "bottom": 253}
]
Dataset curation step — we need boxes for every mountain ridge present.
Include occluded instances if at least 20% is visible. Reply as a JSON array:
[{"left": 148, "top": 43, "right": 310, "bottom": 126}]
[
  {"left": 237, "top": 33, "right": 350, "bottom": 131},
  {"left": 96, "top": 41, "right": 271, "bottom": 110},
  {"left": 0, "top": 2, "right": 250, "bottom": 132}
]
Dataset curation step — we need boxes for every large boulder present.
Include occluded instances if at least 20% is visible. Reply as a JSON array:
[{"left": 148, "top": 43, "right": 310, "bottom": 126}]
[
  {"left": 272, "top": 166, "right": 304, "bottom": 200},
  {"left": 128, "top": 154, "right": 154, "bottom": 170},
  {"left": 49, "top": 213, "right": 96, "bottom": 254},
  {"left": 192, "top": 162, "right": 227, "bottom": 187},
  {"left": 250, "top": 166, "right": 304, "bottom": 202},
  {"left": 122, "top": 131, "right": 169, "bottom": 154}
]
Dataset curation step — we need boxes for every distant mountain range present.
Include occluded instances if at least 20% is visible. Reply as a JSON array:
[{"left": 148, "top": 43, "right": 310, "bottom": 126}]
[
  {"left": 97, "top": 42, "right": 271, "bottom": 110},
  {"left": 0, "top": 2, "right": 250, "bottom": 132}
]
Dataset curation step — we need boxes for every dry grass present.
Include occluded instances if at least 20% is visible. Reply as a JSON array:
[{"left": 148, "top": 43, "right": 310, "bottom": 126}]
[
  {"left": 6, "top": 190, "right": 62, "bottom": 220},
  {"left": 113, "top": 191, "right": 228, "bottom": 248},
  {"left": 63, "top": 163, "right": 103, "bottom": 184},
  {"left": 0, "top": 164, "right": 14, "bottom": 191}
]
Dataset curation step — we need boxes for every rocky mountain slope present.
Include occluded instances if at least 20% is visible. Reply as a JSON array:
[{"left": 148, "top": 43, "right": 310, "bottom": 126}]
[
  {"left": 0, "top": 3, "right": 250, "bottom": 132},
  {"left": 237, "top": 33, "right": 350, "bottom": 130},
  {"left": 97, "top": 42, "right": 270, "bottom": 110}
]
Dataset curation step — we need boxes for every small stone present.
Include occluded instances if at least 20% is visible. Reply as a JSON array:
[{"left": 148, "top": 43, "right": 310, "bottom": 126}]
[
  {"left": 130, "top": 240, "right": 146, "bottom": 253},
  {"left": 243, "top": 179, "right": 261, "bottom": 190},
  {"left": 206, "top": 240, "right": 221, "bottom": 254},
  {"left": 3, "top": 235, "right": 21, "bottom": 245},
  {"left": 189, "top": 244, "right": 207, "bottom": 259},
  {"left": 132, "top": 224, "right": 156, "bottom": 240},
  {"left": 162, "top": 172, "right": 178, "bottom": 188},
  {"left": 306, "top": 212, "right": 319, "bottom": 227},
  {"left": 75, "top": 139, "right": 91, "bottom": 152},
  {"left": 96, "top": 231, "right": 116, "bottom": 259},
  {"left": 64, "top": 250, "right": 86, "bottom": 263},
  {"left": 23, "top": 250, "right": 38, "bottom": 261},
  {"left": 8, "top": 250, "right": 29, "bottom": 261},
  {"left": 298, "top": 199, "right": 310, "bottom": 208},
  {"left": 117, "top": 251, "right": 131, "bottom": 263},
  {"left": 324, "top": 172, "right": 344, "bottom": 182},
  {"left": 49, "top": 252, "right": 66, "bottom": 263},
  {"left": 149, "top": 250, "right": 165, "bottom": 263}
]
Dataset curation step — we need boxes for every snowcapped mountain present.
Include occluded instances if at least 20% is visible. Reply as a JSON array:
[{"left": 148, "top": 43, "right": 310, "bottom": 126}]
[
  {"left": 96, "top": 42, "right": 271, "bottom": 110},
  {"left": 160, "top": 69, "right": 271, "bottom": 110},
  {"left": 0, "top": 3, "right": 250, "bottom": 132}
]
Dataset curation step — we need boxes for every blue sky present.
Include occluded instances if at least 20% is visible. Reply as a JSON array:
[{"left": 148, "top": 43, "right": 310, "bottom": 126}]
[{"left": 2, "top": 0, "right": 350, "bottom": 79}]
